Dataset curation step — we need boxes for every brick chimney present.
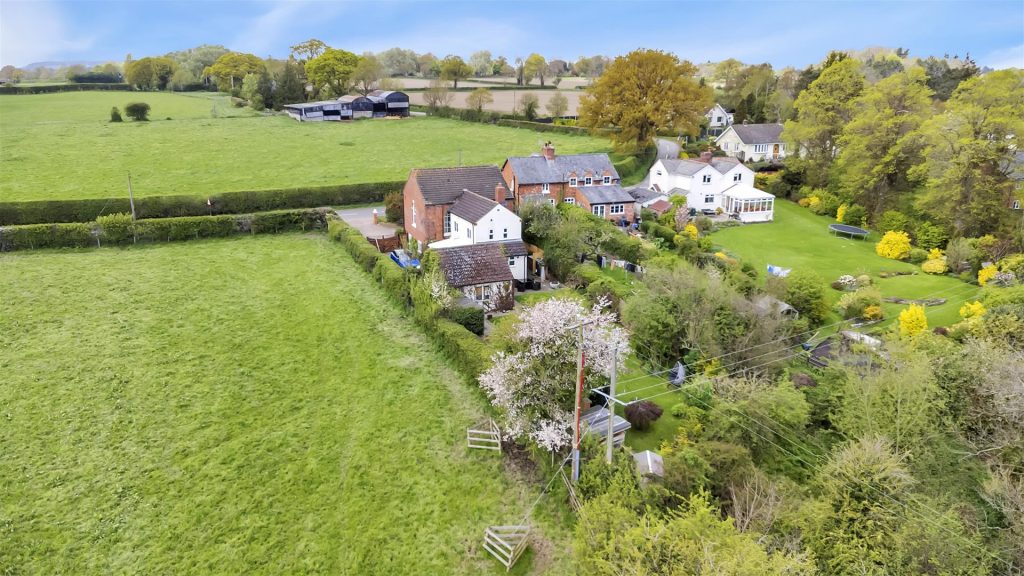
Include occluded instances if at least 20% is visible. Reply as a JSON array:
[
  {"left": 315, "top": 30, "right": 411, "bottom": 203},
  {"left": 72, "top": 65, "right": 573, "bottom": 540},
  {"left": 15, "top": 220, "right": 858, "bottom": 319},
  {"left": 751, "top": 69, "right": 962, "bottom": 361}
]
[
  {"left": 700, "top": 149, "right": 713, "bottom": 163},
  {"left": 541, "top": 142, "right": 556, "bottom": 160},
  {"left": 495, "top": 184, "right": 506, "bottom": 205}
]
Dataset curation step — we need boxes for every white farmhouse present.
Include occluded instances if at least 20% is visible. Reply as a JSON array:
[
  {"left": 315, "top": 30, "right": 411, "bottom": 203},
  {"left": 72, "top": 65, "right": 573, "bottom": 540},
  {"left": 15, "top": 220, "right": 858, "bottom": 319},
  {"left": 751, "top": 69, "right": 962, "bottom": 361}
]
[
  {"left": 715, "top": 123, "right": 787, "bottom": 162},
  {"left": 704, "top": 103, "right": 734, "bottom": 136},
  {"left": 648, "top": 151, "right": 774, "bottom": 223},
  {"left": 429, "top": 191, "right": 529, "bottom": 307}
]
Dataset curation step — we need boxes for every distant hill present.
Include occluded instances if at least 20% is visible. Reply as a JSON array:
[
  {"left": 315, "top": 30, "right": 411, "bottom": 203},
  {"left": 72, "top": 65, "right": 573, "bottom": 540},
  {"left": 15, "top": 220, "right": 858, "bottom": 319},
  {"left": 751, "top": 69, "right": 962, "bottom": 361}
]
[{"left": 22, "top": 60, "right": 106, "bottom": 70}]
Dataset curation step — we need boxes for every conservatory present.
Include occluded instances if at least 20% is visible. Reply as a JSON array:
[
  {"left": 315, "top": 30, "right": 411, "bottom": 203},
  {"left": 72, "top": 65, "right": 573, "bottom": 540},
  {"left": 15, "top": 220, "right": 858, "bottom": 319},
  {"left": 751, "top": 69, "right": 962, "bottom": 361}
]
[{"left": 723, "top": 184, "right": 775, "bottom": 223}]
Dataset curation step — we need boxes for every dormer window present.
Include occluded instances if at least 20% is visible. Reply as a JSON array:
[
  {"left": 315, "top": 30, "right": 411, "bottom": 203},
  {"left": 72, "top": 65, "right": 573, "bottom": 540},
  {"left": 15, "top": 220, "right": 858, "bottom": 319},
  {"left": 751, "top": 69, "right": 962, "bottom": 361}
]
[
  {"left": 603, "top": 176, "right": 610, "bottom": 184},
  {"left": 569, "top": 177, "right": 577, "bottom": 187},
  {"left": 585, "top": 177, "right": 592, "bottom": 186},
  {"left": 733, "top": 173, "right": 742, "bottom": 182},
  {"left": 702, "top": 174, "right": 712, "bottom": 184}
]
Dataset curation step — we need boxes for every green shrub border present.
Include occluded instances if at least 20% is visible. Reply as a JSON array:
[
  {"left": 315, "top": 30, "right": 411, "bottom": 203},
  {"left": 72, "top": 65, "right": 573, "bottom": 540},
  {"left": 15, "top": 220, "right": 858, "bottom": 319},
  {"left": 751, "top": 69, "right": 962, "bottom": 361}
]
[
  {"left": 0, "top": 181, "right": 404, "bottom": 226},
  {"left": 0, "top": 208, "right": 330, "bottom": 252},
  {"left": 0, "top": 83, "right": 133, "bottom": 95},
  {"left": 326, "top": 218, "right": 492, "bottom": 379}
]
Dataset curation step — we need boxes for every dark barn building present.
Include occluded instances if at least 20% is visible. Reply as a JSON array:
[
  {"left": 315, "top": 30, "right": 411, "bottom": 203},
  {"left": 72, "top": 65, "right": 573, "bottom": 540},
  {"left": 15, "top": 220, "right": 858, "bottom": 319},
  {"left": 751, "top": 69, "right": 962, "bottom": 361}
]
[{"left": 369, "top": 90, "right": 410, "bottom": 117}]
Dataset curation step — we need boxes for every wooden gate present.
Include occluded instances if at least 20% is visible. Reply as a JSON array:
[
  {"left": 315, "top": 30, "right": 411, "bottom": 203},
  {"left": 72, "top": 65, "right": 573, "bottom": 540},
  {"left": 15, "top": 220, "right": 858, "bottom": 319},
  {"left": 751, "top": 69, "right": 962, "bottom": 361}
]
[
  {"left": 467, "top": 419, "right": 502, "bottom": 452},
  {"left": 483, "top": 525, "right": 530, "bottom": 571}
]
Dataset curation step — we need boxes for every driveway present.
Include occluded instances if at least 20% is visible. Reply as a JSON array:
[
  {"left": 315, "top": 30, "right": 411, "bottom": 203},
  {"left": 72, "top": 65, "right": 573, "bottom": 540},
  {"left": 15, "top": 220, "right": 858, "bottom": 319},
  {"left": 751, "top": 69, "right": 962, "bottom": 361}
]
[
  {"left": 631, "top": 138, "right": 680, "bottom": 192},
  {"left": 335, "top": 205, "right": 399, "bottom": 238}
]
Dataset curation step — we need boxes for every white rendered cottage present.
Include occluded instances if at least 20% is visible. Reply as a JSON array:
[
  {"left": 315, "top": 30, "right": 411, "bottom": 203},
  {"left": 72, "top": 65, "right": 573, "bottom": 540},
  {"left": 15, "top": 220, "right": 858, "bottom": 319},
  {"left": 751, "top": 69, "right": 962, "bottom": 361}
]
[
  {"left": 704, "top": 103, "right": 734, "bottom": 136},
  {"left": 429, "top": 191, "right": 529, "bottom": 306},
  {"left": 715, "top": 123, "right": 787, "bottom": 162},
  {"left": 648, "top": 151, "right": 774, "bottom": 223}
]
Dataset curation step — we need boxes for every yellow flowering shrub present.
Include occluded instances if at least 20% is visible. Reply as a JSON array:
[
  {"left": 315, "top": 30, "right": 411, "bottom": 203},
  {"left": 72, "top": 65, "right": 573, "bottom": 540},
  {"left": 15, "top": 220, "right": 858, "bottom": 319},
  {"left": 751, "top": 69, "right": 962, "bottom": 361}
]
[
  {"left": 875, "top": 231, "right": 912, "bottom": 260},
  {"left": 797, "top": 198, "right": 811, "bottom": 207},
  {"left": 921, "top": 257, "right": 948, "bottom": 274},
  {"left": 978, "top": 265, "right": 998, "bottom": 286},
  {"left": 683, "top": 224, "right": 699, "bottom": 239},
  {"left": 928, "top": 248, "right": 944, "bottom": 260},
  {"left": 863, "top": 305, "right": 884, "bottom": 320},
  {"left": 898, "top": 304, "right": 928, "bottom": 337},
  {"left": 836, "top": 204, "right": 848, "bottom": 223},
  {"left": 959, "top": 301, "right": 986, "bottom": 319},
  {"left": 807, "top": 195, "right": 821, "bottom": 210}
]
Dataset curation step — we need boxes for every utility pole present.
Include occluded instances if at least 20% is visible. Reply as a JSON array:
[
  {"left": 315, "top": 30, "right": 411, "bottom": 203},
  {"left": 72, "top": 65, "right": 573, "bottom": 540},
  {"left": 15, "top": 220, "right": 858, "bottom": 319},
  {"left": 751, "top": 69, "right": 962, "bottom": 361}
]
[
  {"left": 606, "top": 344, "right": 617, "bottom": 465},
  {"left": 127, "top": 172, "right": 136, "bottom": 221},
  {"left": 571, "top": 323, "right": 585, "bottom": 483}
]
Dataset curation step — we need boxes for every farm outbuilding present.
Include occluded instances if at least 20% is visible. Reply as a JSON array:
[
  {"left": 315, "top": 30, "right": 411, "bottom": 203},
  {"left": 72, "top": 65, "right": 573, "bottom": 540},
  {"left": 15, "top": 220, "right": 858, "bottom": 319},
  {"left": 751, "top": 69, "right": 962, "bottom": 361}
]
[
  {"left": 339, "top": 95, "right": 375, "bottom": 118},
  {"left": 369, "top": 90, "right": 411, "bottom": 117},
  {"left": 283, "top": 101, "right": 346, "bottom": 122}
]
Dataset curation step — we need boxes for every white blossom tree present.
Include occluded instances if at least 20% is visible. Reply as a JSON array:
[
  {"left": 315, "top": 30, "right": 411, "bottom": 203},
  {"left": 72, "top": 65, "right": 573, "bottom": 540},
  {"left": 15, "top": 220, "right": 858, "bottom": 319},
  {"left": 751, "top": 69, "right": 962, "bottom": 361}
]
[{"left": 479, "top": 297, "right": 629, "bottom": 451}]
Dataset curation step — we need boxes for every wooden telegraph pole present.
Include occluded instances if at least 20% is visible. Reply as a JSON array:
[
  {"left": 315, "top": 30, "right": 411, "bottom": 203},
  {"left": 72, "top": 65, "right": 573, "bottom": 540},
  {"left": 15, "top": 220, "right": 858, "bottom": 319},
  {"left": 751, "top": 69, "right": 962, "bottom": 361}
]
[
  {"left": 571, "top": 323, "right": 586, "bottom": 483},
  {"left": 606, "top": 344, "right": 617, "bottom": 464}
]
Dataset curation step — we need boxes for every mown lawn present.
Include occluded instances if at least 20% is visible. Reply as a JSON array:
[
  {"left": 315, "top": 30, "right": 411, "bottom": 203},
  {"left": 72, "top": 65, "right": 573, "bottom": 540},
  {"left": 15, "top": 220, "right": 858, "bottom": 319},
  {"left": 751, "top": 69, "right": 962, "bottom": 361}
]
[
  {"left": 713, "top": 200, "right": 980, "bottom": 328},
  {"left": 0, "top": 91, "right": 611, "bottom": 202},
  {"left": 0, "top": 235, "right": 571, "bottom": 575}
]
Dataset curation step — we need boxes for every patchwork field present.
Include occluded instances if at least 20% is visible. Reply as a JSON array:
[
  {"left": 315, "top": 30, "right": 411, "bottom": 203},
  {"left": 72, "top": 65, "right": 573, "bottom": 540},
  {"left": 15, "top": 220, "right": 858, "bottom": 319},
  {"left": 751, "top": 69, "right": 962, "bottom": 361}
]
[
  {"left": 713, "top": 200, "right": 980, "bottom": 327},
  {"left": 407, "top": 89, "right": 585, "bottom": 116},
  {"left": 0, "top": 91, "right": 611, "bottom": 202},
  {"left": 0, "top": 235, "right": 570, "bottom": 575}
]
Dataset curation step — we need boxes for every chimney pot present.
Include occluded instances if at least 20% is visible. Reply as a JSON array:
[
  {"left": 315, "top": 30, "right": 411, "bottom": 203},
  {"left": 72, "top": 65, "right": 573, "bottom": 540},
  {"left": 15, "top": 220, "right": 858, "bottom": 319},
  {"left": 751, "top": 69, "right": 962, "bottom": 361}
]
[
  {"left": 542, "top": 142, "right": 556, "bottom": 160},
  {"left": 700, "top": 150, "right": 713, "bottom": 163}
]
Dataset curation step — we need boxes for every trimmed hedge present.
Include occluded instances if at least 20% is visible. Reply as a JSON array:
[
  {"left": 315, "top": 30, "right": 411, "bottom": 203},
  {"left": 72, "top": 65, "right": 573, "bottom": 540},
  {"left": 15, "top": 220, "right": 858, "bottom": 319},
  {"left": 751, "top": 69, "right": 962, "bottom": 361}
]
[
  {"left": 0, "top": 83, "right": 132, "bottom": 95},
  {"left": 497, "top": 119, "right": 617, "bottom": 136},
  {"left": 0, "top": 208, "right": 329, "bottom": 252},
  {"left": 448, "top": 306, "right": 485, "bottom": 335},
  {"left": 0, "top": 181, "right": 404, "bottom": 226},
  {"left": 326, "top": 217, "right": 493, "bottom": 379}
]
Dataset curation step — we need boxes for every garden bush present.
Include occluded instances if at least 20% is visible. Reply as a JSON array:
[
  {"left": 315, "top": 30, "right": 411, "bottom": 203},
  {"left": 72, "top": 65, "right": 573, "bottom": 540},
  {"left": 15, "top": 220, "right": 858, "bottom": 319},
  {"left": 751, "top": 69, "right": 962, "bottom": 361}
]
[
  {"left": 907, "top": 247, "right": 929, "bottom": 265},
  {"left": 785, "top": 271, "right": 829, "bottom": 325},
  {"left": 125, "top": 102, "right": 151, "bottom": 121},
  {"left": 877, "top": 210, "right": 911, "bottom": 235},
  {"left": 875, "top": 230, "right": 912, "bottom": 260},
  {"left": 110, "top": 107, "right": 122, "bottom": 122},
  {"left": 0, "top": 181, "right": 403, "bottom": 226},
  {"left": 384, "top": 191, "right": 403, "bottom": 222},
  {"left": 842, "top": 204, "right": 867, "bottom": 226},
  {"left": 835, "top": 287, "right": 882, "bottom": 319},
  {"left": 95, "top": 213, "right": 135, "bottom": 244},
  {"left": 448, "top": 306, "right": 485, "bottom": 336},
  {"left": 913, "top": 221, "right": 948, "bottom": 251},
  {"left": 624, "top": 400, "right": 664, "bottom": 431}
]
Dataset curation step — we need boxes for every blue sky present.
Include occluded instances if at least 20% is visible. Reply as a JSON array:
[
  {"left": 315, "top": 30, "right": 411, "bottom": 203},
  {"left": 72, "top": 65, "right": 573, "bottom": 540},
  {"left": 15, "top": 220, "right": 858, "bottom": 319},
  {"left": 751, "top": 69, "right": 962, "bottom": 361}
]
[{"left": 2, "top": 0, "right": 1022, "bottom": 69}]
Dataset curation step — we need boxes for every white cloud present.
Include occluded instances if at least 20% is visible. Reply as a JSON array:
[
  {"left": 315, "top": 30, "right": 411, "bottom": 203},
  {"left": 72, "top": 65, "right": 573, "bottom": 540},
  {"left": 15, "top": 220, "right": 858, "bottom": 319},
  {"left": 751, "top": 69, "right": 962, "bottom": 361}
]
[
  {"left": 0, "top": 0, "right": 95, "bottom": 67},
  {"left": 982, "top": 44, "right": 1024, "bottom": 69}
]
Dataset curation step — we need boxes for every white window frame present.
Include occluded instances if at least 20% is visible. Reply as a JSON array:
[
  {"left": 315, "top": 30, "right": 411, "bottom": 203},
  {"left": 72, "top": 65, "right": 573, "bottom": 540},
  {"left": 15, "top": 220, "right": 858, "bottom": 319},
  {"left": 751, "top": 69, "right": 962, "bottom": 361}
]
[
  {"left": 1015, "top": 200, "right": 1022, "bottom": 210},
  {"left": 733, "top": 173, "right": 742, "bottom": 182},
  {"left": 503, "top": 227, "right": 508, "bottom": 238},
  {"left": 569, "top": 177, "right": 577, "bottom": 186},
  {"left": 702, "top": 174, "right": 712, "bottom": 184},
  {"left": 585, "top": 177, "right": 592, "bottom": 186},
  {"left": 411, "top": 203, "right": 417, "bottom": 228},
  {"left": 443, "top": 211, "right": 451, "bottom": 236},
  {"left": 592, "top": 205, "right": 606, "bottom": 217},
  {"left": 655, "top": 170, "right": 662, "bottom": 176},
  {"left": 603, "top": 176, "right": 611, "bottom": 184},
  {"left": 610, "top": 204, "right": 624, "bottom": 215},
  {"left": 542, "top": 183, "right": 550, "bottom": 194},
  {"left": 563, "top": 197, "right": 575, "bottom": 205},
  {"left": 488, "top": 229, "right": 494, "bottom": 240},
  {"left": 508, "top": 256, "right": 516, "bottom": 266},
  {"left": 704, "top": 194, "right": 715, "bottom": 204}
]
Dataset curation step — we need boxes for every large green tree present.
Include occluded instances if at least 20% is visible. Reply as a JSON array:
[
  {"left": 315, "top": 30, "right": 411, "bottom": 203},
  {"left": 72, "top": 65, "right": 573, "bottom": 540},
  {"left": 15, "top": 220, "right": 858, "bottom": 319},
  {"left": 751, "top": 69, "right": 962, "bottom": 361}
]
[
  {"left": 438, "top": 55, "right": 472, "bottom": 88},
  {"left": 913, "top": 69, "right": 1024, "bottom": 237},
  {"left": 783, "top": 58, "right": 865, "bottom": 185},
  {"left": 125, "top": 57, "right": 177, "bottom": 90},
  {"left": 834, "top": 68, "right": 934, "bottom": 219},
  {"left": 273, "top": 59, "right": 305, "bottom": 108},
  {"left": 164, "top": 44, "right": 229, "bottom": 79},
  {"left": 524, "top": 53, "right": 547, "bottom": 86},
  {"left": 304, "top": 48, "right": 360, "bottom": 98},
  {"left": 203, "top": 52, "right": 265, "bottom": 92},
  {"left": 289, "top": 38, "right": 327, "bottom": 62},
  {"left": 351, "top": 53, "right": 384, "bottom": 95},
  {"left": 579, "top": 49, "right": 712, "bottom": 151}
]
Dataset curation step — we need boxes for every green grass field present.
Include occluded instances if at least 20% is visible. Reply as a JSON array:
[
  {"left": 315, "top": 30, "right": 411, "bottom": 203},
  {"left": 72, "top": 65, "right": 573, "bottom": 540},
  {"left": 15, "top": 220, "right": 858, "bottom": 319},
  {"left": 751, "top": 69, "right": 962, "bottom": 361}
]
[
  {"left": 0, "top": 235, "right": 570, "bottom": 575},
  {"left": 713, "top": 200, "right": 979, "bottom": 328},
  {"left": 0, "top": 91, "right": 611, "bottom": 202}
]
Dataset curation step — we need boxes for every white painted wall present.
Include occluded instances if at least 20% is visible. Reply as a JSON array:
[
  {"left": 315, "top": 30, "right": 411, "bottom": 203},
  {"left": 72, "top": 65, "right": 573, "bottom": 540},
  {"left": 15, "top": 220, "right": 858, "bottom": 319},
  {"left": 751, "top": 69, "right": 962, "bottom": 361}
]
[{"left": 715, "top": 128, "right": 787, "bottom": 162}]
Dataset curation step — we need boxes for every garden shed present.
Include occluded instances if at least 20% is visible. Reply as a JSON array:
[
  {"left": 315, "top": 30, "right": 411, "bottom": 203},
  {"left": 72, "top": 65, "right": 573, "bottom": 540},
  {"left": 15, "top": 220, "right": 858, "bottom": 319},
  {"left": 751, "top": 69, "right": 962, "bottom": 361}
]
[
  {"left": 581, "top": 406, "right": 631, "bottom": 447},
  {"left": 633, "top": 450, "right": 664, "bottom": 478},
  {"left": 369, "top": 90, "right": 411, "bottom": 117}
]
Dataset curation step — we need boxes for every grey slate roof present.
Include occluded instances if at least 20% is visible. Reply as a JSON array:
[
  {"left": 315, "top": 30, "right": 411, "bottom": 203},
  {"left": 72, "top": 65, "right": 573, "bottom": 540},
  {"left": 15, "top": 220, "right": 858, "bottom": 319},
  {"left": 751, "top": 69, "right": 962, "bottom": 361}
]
[
  {"left": 449, "top": 191, "right": 498, "bottom": 223},
  {"left": 581, "top": 406, "right": 631, "bottom": 437},
  {"left": 496, "top": 240, "right": 529, "bottom": 257},
  {"left": 629, "top": 186, "right": 664, "bottom": 204},
  {"left": 436, "top": 243, "right": 515, "bottom": 287},
  {"left": 728, "top": 123, "right": 785, "bottom": 144},
  {"left": 505, "top": 153, "right": 619, "bottom": 185},
  {"left": 580, "top": 184, "right": 633, "bottom": 205},
  {"left": 659, "top": 156, "right": 740, "bottom": 176},
  {"left": 413, "top": 166, "right": 508, "bottom": 206},
  {"left": 1012, "top": 151, "right": 1024, "bottom": 181}
]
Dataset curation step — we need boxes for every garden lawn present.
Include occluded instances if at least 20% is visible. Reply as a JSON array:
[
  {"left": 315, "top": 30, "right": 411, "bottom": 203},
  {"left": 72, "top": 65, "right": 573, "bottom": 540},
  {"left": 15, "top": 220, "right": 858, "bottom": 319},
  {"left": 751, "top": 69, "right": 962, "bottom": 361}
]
[
  {"left": 713, "top": 200, "right": 980, "bottom": 328},
  {"left": 0, "top": 91, "right": 611, "bottom": 202},
  {"left": 0, "top": 235, "right": 570, "bottom": 575}
]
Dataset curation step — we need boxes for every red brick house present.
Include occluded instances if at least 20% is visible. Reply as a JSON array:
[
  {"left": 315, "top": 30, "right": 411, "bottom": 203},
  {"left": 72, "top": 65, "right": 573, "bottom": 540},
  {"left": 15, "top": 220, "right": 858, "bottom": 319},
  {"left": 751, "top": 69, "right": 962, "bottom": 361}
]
[
  {"left": 501, "top": 143, "right": 635, "bottom": 222},
  {"left": 403, "top": 165, "right": 512, "bottom": 246}
]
